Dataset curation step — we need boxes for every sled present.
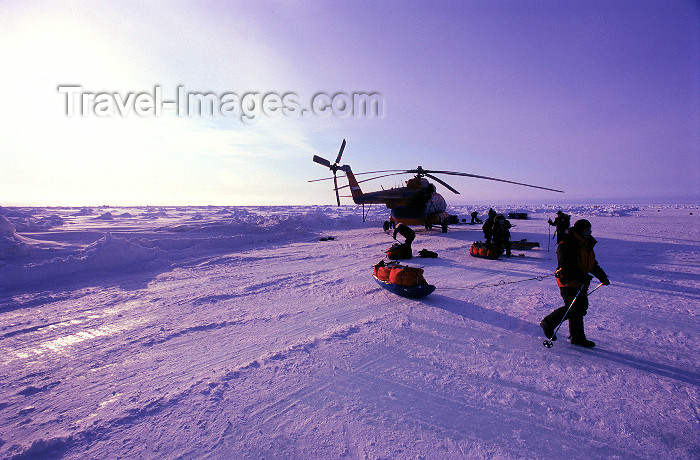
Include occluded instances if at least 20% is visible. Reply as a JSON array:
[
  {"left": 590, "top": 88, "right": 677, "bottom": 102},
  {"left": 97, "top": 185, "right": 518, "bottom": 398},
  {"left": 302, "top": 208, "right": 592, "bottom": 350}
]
[
  {"left": 469, "top": 242, "right": 503, "bottom": 260},
  {"left": 510, "top": 239, "right": 540, "bottom": 250},
  {"left": 373, "top": 275, "right": 436, "bottom": 298},
  {"left": 373, "top": 261, "right": 435, "bottom": 298}
]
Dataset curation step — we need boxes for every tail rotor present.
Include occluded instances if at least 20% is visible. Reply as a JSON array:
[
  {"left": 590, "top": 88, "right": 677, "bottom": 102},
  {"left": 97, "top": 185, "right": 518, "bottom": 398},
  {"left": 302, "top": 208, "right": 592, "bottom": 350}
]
[{"left": 312, "top": 139, "right": 346, "bottom": 206}]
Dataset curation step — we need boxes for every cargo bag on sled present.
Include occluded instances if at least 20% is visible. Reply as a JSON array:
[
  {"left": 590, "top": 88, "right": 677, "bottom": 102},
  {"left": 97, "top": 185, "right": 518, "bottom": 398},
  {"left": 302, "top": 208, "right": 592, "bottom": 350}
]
[
  {"left": 469, "top": 242, "right": 503, "bottom": 260},
  {"left": 373, "top": 260, "right": 435, "bottom": 298},
  {"left": 387, "top": 243, "right": 412, "bottom": 260}
]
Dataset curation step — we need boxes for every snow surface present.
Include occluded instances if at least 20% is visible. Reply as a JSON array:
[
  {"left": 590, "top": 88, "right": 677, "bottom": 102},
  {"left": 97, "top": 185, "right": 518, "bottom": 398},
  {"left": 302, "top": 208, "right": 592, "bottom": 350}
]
[{"left": 0, "top": 204, "right": 698, "bottom": 459}]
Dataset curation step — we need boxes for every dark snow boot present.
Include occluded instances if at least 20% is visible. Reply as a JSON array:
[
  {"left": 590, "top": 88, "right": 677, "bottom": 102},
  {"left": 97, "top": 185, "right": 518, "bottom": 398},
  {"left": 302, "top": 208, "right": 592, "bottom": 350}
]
[
  {"left": 568, "top": 316, "right": 595, "bottom": 346},
  {"left": 540, "top": 320, "right": 557, "bottom": 341},
  {"left": 570, "top": 337, "right": 596, "bottom": 348},
  {"left": 568, "top": 316, "right": 586, "bottom": 342}
]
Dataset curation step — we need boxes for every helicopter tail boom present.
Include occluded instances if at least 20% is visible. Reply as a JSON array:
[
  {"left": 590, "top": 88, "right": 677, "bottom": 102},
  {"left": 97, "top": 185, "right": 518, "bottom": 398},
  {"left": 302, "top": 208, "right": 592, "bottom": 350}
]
[{"left": 339, "top": 165, "right": 364, "bottom": 202}]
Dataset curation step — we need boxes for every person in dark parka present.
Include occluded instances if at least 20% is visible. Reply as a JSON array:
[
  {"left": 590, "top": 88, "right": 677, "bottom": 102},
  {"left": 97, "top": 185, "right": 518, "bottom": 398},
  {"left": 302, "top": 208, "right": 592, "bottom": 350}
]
[
  {"left": 482, "top": 208, "right": 497, "bottom": 244},
  {"left": 540, "top": 219, "right": 609, "bottom": 348},
  {"left": 492, "top": 214, "right": 512, "bottom": 257},
  {"left": 393, "top": 223, "right": 415, "bottom": 248},
  {"left": 548, "top": 210, "right": 570, "bottom": 244}
]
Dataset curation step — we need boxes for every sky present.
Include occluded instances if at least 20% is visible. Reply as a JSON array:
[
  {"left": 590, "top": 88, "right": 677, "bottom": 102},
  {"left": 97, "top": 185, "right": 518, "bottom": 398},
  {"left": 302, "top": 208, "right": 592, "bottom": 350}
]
[{"left": 0, "top": 0, "right": 698, "bottom": 206}]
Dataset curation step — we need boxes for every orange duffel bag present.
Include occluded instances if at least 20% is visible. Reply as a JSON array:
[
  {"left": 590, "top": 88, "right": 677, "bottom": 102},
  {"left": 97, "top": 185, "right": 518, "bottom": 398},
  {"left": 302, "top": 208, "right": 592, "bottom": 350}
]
[
  {"left": 387, "top": 243, "right": 412, "bottom": 260},
  {"left": 389, "top": 266, "right": 425, "bottom": 286},
  {"left": 374, "top": 261, "right": 393, "bottom": 281}
]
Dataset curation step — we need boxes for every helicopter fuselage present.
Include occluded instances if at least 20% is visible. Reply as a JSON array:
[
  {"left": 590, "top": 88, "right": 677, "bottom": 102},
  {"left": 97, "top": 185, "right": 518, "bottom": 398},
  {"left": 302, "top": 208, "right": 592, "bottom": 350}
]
[
  {"left": 388, "top": 191, "right": 448, "bottom": 226},
  {"left": 342, "top": 166, "right": 449, "bottom": 226}
]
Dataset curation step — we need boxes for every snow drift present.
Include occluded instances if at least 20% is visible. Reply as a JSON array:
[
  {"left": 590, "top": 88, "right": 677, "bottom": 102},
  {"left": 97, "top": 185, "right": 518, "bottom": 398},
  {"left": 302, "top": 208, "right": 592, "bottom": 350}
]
[{"left": 0, "top": 204, "right": 698, "bottom": 459}]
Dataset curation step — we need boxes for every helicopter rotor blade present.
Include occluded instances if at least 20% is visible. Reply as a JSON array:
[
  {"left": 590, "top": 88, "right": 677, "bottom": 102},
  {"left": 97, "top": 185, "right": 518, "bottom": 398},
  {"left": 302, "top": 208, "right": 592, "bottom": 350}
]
[
  {"left": 325, "top": 166, "right": 562, "bottom": 194},
  {"left": 335, "top": 139, "right": 346, "bottom": 165},
  {"left": 333, "top": 174, "right": 340, "bottom": 206},
  {"left": 355, "top": 172, "right": 407, "bottom": 185},
  {"left": 307, "top": 169, "right": 405, "bottom": 183},
  {"left": 335, "top": 172, "right": 408, "bottom": 190},
  {"left": 425, "top": 173, "right": 460, "bottom": 194},
  {"left": 421, "top": 170, "right": 564, "bottom": 193},
  {"left": 313, "top": 155, "right": 332, "bottom": 168},
  {"left": 352, "top": 169, "right": 406, "bottom": 176},
  {"left": 340, "top": 167, "right": 561, "bottom": 194}
]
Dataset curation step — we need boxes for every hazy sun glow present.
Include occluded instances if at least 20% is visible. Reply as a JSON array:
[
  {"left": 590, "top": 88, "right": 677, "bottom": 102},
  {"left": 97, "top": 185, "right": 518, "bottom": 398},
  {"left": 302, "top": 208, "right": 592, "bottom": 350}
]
[{"left": 1, "top": 2, "right": 697, "bottom": 206}]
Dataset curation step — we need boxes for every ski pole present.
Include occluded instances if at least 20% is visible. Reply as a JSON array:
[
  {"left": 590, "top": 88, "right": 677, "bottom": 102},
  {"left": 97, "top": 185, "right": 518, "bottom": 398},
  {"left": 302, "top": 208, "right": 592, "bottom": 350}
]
[
  {"left": 543, "top": 282, "right": 604, "bottom": 348},
  {"left": 587, "top": 283, "right": 604, "bottom": 296},
  {"left": 543, "top": 284, "right": 585, "bottom": 348},
  {"left": 547, "top": 226, "right": 551, "bottom": 252}
]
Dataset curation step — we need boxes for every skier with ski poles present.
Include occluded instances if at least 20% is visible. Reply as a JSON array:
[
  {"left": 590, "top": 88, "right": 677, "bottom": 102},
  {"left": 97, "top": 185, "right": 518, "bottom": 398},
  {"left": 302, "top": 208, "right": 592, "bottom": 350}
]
[{"left": 540, "top": 219, "right": 609, "bottom": 348}]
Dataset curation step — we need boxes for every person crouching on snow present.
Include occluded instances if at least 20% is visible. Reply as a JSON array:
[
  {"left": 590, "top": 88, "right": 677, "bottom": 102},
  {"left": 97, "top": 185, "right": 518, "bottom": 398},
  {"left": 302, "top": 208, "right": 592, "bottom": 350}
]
[
  {"left": 540, "top": 219, "right": 610, "bottom": 348},
  {"left": 393, "top": 223, "right": 415, "bottom": 249}
]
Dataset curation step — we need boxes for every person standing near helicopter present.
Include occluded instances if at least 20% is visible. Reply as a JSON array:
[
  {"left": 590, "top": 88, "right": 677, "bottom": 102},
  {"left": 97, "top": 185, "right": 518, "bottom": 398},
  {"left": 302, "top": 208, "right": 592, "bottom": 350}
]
[
  {"left": 482, "top": 208, "right": 497, "bottom": 244},
  {"left": 492, "top": 214, "right": 512, "bottom": 257}
]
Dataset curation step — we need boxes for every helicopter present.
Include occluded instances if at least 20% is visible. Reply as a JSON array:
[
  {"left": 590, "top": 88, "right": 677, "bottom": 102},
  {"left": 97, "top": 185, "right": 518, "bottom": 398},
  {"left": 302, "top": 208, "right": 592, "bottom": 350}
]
[{"left": 310, "top": 139, "right": 564, "bottom": 231}]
